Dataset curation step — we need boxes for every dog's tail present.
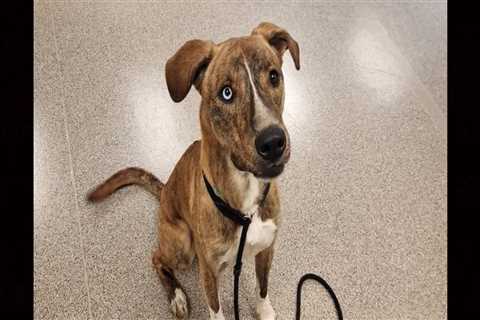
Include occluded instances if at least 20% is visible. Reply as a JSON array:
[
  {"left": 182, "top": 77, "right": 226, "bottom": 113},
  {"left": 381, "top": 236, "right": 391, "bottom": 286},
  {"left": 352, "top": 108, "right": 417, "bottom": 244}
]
[{"left": 87, "top": 167, "right": 164, "bottom": 202}]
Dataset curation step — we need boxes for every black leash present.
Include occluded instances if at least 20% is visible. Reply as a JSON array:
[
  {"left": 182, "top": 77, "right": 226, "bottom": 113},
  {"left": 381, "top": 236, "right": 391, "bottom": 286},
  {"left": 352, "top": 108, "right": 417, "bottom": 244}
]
[
  {"left": 203, "top": 173, "right": 343, "bottom": 320},
  {"left": 296, "top": 273, "right": 343, "bottom": 320}
]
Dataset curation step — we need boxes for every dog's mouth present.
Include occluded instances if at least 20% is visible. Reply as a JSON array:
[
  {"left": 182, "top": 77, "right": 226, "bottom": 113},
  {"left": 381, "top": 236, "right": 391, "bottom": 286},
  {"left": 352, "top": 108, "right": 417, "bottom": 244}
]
[
  {"left": 256, "top": 162, "right": 285, "bottom": 179},
  {"left": 230, "top": 151, "right": 289, "bottom": 179}
]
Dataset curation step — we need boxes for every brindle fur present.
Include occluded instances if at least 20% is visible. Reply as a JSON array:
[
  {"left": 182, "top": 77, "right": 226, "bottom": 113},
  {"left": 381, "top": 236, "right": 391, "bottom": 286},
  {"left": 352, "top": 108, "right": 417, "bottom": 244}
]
[{"left": 88, "top": 22, "right": 300, "bottom": 319}]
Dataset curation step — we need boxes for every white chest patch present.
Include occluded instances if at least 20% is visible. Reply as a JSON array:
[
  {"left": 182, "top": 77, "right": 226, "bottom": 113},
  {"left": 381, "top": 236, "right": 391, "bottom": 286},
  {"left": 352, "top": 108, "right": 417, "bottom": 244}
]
[
  {"left": 245, "top": 211, "right": 277, "bottom": 257},
  {"left": 218, "top": 169, "right": 277, "bottom": 268},
  {"left": 219, "top": 209, "right": 277, "bottom": 269}
]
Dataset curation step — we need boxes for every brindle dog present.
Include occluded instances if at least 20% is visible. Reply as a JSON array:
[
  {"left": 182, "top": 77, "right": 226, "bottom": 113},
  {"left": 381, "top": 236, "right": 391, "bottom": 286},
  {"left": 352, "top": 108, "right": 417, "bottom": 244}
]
[{"left": 88, "top": 22, "right": 300, "bottom": 320}]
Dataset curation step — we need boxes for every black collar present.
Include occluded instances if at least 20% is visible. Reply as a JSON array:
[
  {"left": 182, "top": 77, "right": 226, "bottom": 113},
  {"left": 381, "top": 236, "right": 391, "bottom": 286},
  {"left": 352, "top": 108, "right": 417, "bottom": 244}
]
[{"left": 202, "top": 172, "right": 270, "bottom": 226}]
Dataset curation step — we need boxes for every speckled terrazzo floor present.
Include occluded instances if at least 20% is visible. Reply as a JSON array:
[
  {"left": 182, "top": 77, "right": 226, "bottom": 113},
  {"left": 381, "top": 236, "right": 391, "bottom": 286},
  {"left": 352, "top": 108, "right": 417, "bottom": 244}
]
[{"left": 34, "top": 1, "right": 447, "bottom": 319}]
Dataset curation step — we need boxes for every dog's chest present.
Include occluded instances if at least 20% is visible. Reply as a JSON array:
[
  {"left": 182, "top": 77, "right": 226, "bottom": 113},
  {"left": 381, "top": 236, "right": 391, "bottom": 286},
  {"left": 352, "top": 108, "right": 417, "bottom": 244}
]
[
  {"left": 219, "top": 174, "right": 277, "bottom": 267},
  {"left": 220, "top": 171, "right": 277, "bottom": 265},
  {"left": 220, "top": 210, "right": 277, "bottom": 268},
  {"left": 243, "top": 211, "right": 277, "bottom": 258}
]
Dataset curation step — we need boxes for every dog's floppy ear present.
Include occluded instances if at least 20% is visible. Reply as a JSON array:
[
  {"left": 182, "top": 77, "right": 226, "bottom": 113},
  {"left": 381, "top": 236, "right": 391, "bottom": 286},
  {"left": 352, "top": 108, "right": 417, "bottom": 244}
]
[
  {"left": 165, "top": 39, "right": 215, "bottom": 102},
  {"left": 251, "top": 22, "right": 300, "bottom": 70}
]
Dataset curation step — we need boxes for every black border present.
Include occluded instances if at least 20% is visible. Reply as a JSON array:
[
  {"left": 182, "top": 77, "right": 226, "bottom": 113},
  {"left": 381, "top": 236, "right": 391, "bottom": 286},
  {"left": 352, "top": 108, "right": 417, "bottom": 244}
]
[
  {"left": 0, "top": 1, "right": 33, "bottom": 318},
  {"left": 448, "top": 1, "right": 479, "bottom": 318}
]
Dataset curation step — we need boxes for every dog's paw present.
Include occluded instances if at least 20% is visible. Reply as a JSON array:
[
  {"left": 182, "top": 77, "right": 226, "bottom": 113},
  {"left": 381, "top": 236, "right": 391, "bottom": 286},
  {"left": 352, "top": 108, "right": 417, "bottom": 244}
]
[
  {"left": 255, "top": 294, "right": 276, "bottom": 320},
  {"left": 208, "top": 306, "right": 225, "bottom": 320},
  {"left": 170, "top": 288, "right": 189, "bottom": 319}
]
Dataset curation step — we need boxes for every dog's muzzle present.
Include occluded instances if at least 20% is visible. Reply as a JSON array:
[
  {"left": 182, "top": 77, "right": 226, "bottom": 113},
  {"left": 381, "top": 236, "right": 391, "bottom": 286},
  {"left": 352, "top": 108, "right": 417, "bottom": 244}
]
[
  {"left": 253, "top": 125, "right": 290, "bottom": 178},
  {"left": 255, "top": 126, "right": 286, "bottom": 162}
]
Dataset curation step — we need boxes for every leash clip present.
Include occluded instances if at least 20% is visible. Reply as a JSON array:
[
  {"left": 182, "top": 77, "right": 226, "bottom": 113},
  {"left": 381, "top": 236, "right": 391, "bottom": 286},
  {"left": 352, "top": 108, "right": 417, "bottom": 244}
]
[{"left": 238, "top": 216, "right": 251, "bottom": 227}]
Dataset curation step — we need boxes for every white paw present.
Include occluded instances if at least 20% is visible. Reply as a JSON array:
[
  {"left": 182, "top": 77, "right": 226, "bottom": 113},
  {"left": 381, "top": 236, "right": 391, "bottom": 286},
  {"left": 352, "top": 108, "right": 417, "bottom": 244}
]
[
  {"left": 209, "top": 305, "right": 225, "bottom": 320},
  {"left": 255, "top": 294, "right": 276, "bottom": 320},
  {"left": 170, "top": 288, "right": 188, "bottom": 319}
]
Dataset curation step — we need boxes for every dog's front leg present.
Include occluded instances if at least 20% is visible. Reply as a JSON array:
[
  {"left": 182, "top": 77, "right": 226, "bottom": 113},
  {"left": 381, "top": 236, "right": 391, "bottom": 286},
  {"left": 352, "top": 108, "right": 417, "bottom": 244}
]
[
  {"left": 199, "top": 257, "right": 225, "bottom": 320},
  {"left": 255, "top": 246, "right": 276, "bottom": 320}
]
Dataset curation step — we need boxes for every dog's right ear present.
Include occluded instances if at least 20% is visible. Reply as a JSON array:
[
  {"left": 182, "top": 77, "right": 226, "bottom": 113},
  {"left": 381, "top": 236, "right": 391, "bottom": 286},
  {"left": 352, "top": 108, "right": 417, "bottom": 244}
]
[{"left": 165, "top": 39, "right": 215, "bottom": 103}]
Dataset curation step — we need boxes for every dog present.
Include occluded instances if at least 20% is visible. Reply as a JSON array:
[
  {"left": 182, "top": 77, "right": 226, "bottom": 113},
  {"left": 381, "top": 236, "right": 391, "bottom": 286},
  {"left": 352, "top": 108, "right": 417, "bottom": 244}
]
[{"left": 88, "top": 22, "right": 300, "bottom": 320}]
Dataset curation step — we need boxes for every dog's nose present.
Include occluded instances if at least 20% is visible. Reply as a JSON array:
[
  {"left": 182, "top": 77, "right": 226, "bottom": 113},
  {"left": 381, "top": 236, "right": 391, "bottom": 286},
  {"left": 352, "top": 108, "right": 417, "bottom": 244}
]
[{"left": 255, "top": 126, "right": 286, "bottom": 162}]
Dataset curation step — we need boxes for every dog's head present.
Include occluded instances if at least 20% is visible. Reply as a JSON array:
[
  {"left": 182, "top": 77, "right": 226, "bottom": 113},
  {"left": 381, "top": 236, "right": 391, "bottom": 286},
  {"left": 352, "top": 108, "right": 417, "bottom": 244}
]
[{"left": 165, "top": 22, "right": 300, "bottom": 179}]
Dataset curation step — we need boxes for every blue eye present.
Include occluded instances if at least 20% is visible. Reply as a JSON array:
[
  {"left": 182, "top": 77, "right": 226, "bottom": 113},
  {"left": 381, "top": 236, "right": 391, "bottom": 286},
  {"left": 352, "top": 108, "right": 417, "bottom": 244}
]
[{"left": 219, "top": 86, "right": 234, "bottom": 103}]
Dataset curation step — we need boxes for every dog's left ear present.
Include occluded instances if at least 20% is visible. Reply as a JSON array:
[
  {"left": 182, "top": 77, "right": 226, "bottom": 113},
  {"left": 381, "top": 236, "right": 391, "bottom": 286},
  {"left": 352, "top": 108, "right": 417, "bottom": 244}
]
[{"left": 251, "top": 22, "right": 300, "bottom": 70}]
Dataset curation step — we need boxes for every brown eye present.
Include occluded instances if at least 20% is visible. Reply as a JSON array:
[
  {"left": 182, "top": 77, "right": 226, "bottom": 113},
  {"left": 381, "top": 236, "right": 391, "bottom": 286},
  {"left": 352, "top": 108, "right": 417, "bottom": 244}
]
[{"left": 269, "top": 70, "right": 280, "bottom": 87}]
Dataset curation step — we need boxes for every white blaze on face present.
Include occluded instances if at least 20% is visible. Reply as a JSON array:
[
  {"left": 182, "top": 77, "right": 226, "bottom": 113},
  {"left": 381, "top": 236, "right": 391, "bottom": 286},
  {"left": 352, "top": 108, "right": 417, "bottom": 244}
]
[{"left": 243, "top": 58, "right": 279, "bottom": 131}]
